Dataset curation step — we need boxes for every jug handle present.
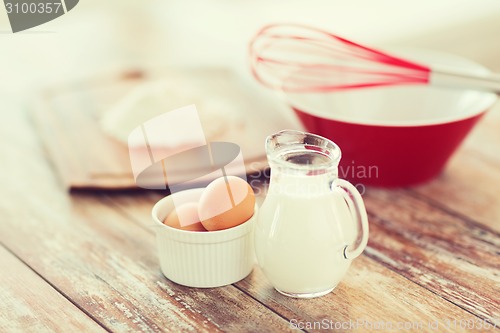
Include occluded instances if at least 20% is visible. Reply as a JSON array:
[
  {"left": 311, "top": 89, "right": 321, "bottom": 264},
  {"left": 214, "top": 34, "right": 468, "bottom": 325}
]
[{"left": 331, "top": 179, "right": 369, "bottom": 260}]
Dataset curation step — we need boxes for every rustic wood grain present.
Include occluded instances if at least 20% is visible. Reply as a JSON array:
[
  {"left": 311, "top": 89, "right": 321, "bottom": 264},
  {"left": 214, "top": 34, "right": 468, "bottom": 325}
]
[
  {"left": 0, "top": 191, "right": 294, "bottom": 332},
  {"left": 106, "top": 165, "right": 500, "bottom": 328},
  {"left": 0, "top": 111, "right": 294, "bottom": 333},
  {"left": 0, "top": 246, "right": 107, "bottom": 333},
  {"left": 32, "top": 79, "right": 143, "bottom": 190},
  {"left": 363, "top": 188, "right": 500, "bottom": 326},
  {"left": 31, "top": 70, "right": 275, "bottom": 191},
  {"left": 106, "top": 193, "right": 492, "bottom": 333},
  {"left": 2, "top": 62, "right": 499, "bottom": 333},
  {"left": 235, "top": 257, "right": 490, "bottom": 333},
  {"left": 412, "top": 105, "right": 500, "bottom": 233},
  {"left": 412, "top": 151, "right": 500, "bottom": 233}
]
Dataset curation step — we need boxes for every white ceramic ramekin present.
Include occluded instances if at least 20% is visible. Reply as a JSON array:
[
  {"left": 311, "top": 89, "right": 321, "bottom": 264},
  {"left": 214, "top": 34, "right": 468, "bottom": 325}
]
[{"left": 152, "top": 188, "right": 256, "bottom": 288}]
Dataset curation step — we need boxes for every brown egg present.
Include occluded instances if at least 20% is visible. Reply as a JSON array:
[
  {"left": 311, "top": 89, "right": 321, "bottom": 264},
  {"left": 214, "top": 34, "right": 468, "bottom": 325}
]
[
  {"left": 198, "top": 176, "right": 255, "bottom": 231},
  {"left": 164, "top": 202, "right": 207, "bottom": 232}
]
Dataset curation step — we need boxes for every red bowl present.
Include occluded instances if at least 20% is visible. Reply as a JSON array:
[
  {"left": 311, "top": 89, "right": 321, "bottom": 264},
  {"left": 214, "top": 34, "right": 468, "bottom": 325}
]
[{"left": 286, "top": 50, "right": 497, "bottom": 187}]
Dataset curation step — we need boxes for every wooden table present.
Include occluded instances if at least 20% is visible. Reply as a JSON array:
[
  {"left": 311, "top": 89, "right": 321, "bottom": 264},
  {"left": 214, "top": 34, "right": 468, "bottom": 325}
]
[{"left": 1, "top": 89, "right": 499, "bottom": 332}]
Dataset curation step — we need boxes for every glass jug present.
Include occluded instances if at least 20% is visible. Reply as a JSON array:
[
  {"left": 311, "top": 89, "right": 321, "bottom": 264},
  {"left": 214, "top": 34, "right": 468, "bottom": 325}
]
[{"left": 255, "top": 130, "right": 369, "bottom": 298}]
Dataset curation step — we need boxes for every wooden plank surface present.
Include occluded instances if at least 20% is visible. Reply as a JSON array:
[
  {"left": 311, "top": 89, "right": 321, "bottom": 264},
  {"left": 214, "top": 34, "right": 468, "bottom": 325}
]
[
  {"left": 0, "top": 179, "right": 292, "bottom": 331},
  {"left": 413, "top": 106, "right": 500, "bottom": 233},
  {"left": 102, "top": 104, "right": 500, "bottom": 331},
  {"left": 2, "top": 64, "right": 500, "bottom": 333},
  {"left": 31, "top": 69, "right": 275, "bottom": 191},
  {"left": 0, "top": 194, "right": 294, "bottom": 332},
  {"left": 32, "top": 83, "right": 137, "bottom": 189},
  {"left": 104, "top": 192, "right": 493, "bottom": 333},
  {"left": 363, "top": 189, "right": 500, "bottom": 325},
  {"left": 0, "top": 246, "right": 107, "bottom": 333},
  {"left": 236, "top": 257, "right": 490, "bottom": 333},
  {"left": 1, "top": 109, "right": 293, "bottom": 332}
]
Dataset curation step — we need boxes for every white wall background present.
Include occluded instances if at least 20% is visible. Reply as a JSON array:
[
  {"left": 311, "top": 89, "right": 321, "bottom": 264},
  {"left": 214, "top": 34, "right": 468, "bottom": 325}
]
[{"left": 1, "top": 0, "right": 500, "bottom": 96}]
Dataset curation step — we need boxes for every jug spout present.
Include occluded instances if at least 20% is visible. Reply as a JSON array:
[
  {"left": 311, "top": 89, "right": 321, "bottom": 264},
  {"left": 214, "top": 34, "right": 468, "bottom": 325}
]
[{"left": 265, "top": 130, "right": 341, "bottom": 173}]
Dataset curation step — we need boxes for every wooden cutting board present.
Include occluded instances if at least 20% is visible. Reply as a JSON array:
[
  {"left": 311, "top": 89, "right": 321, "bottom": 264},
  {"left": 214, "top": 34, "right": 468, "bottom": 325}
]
[{"left": 31, "top": 69, "right": 283, "bottom": 191}]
